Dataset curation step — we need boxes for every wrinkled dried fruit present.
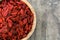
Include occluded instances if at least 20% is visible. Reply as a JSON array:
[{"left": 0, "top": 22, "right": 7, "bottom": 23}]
[{"left": 0, "top": 0, "right": 34, "bottom": 40}]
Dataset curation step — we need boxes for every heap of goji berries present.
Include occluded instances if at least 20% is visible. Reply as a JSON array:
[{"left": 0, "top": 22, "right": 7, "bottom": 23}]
[{"left": 0, "top": 0, "right": 34, "bottom": 40}]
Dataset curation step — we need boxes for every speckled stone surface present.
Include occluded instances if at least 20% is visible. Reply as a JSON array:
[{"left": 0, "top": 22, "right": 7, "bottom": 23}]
[{"left": 27, "top": 0, "right": 60, "bottom": 40}]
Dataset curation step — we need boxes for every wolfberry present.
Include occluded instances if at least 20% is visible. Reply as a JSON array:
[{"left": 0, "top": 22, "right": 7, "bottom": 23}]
[{"left": 0, "top": 0, "right": 34, "bottom": 40}]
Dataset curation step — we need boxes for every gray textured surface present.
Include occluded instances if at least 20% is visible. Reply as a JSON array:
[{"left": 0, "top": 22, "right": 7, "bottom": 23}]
[{"left": 27, "top": 0, "right": 60, "bottom": 40}]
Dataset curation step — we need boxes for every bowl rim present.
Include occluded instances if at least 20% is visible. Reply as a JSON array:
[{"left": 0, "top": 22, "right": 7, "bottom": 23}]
[{"left": 21, "top": 0, "right": 36, "bottom": 40}]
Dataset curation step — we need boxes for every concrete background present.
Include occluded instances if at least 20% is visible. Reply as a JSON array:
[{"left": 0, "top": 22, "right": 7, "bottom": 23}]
[{"left": 27, "top": 0, "right": 60, "bottom": 40}]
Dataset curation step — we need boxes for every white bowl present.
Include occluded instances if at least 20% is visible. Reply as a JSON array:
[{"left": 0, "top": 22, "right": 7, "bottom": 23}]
[{"left": 21, "top": 0, "right": 36, "bottom": 40}]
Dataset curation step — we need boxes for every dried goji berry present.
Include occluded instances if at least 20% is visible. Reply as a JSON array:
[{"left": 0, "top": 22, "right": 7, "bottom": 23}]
[{"left": 0, "top": 0, "right": 34, "bottom": 40}]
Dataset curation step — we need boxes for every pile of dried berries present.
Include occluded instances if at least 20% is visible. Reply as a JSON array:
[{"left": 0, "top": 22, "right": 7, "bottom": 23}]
[{"left": 0, "top": 0, "right": 34, "bottom": 40}]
